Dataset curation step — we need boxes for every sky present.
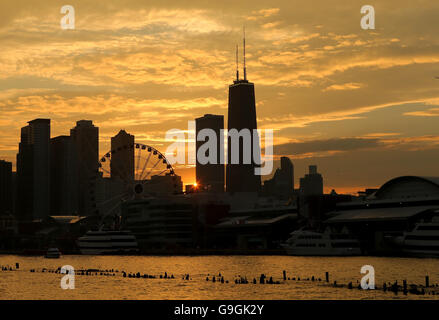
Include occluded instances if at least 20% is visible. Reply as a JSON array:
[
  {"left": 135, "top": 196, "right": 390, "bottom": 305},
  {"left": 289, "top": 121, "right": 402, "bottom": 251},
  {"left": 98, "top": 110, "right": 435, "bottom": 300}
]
[{"left": 0, "top": 0, "right": 438, "bottom": 194}]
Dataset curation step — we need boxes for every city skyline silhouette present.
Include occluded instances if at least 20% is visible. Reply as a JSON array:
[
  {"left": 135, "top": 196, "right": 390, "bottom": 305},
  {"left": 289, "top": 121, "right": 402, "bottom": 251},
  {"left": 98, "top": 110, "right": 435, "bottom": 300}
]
[
  {"left": 1, "top": 1, "right": 439, "bottom": 305},
  {"left": 0, "top": 0, "right": 438, "bottom": 194}
]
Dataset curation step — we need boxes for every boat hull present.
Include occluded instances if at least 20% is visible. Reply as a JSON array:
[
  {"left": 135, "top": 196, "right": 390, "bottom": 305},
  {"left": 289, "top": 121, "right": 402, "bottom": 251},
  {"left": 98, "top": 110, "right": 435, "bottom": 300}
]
[
  {"left": 402, "top": 221, "right": 439, "bottom": 258},
  {"left": 77, "top": 230, "right": 139, "bottom": 255},
  {"left": 79, "top": 248, "right": 139, "bottom": 255},
  {"left": 282, "top": 245, "right": 361, "bottom": 256}
]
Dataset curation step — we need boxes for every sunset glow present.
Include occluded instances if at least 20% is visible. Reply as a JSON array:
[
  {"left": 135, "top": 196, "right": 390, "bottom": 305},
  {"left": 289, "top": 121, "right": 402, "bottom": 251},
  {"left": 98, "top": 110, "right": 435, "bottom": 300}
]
[{"left": 0, "top": 0, "right": 438, "bottom": 191}]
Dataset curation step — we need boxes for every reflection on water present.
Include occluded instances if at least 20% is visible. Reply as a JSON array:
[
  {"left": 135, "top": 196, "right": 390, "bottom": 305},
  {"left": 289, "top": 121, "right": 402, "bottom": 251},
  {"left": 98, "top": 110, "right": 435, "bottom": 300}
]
[{"left": 1, "top": 255, "right": 439, "bottom": 300}]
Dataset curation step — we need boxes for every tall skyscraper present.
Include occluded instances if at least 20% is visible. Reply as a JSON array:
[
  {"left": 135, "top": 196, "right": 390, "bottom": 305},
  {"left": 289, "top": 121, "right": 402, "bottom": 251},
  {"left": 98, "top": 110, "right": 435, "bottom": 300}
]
[
  {"left": 0, "top": 160, "right": 13, "bottom": 216},
  {"left": 226, "top": 31, "right": 261, "bottom": 193},
  {"left": 50, "top": 136, "right": 78, "bottom": 215},
  {"left": 70, "top": 120, "right": 99, "bottom": 216},
  {"left": 196, "top": 114, "right": 225, "bottom": 192},
  {"left": 299, "top": 165, "right": 323, "bottom": 197},
  {"left": 16, "top": 119, "right": 51, "bottom": 220},
  {"left": 111, "top": 130, "right": 134, "bottom": 182},
  {"left": 281, "top": 156, "right": 294, "bottom": 192}
]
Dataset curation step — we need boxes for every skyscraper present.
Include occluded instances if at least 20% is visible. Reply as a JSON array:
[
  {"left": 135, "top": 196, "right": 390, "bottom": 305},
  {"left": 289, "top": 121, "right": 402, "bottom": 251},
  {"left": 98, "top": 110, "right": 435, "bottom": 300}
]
[
  {"left": 111, "top": 130, "right": 134, "bottom": 182},
  {"left": 281, "top": 156, "right": 294, "bottom": 192},
  {"left": 196, "top": 114, "right": 225, "bottom": 192},
  {"left": 16, "top": 119, "right": 51, "bottom": 220},
  {"left": 0, "top": 160, "right": 13, "bottom": 216},
  {"left": 299, "top": 165, "right": 323, "bottom": 197},
  {"left": 70, "top": 120, "right": 99, "bottom": 216},
  {"left": 50, "top": 136, "right": 78, "bottom": 215},
  {"left": 263, "top": 157, "right": 294, "bottom": 198},
  {"left": 226, "top": 31, "right": 261, "bottom": 193}
]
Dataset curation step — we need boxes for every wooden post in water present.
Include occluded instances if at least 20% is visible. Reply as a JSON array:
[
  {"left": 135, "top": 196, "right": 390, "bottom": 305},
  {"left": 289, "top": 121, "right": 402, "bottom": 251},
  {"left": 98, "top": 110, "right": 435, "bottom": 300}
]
[
  {"left": 283, "top": 270, "right": 286, "bottom": 281},
  {"left": 325, "top": 272, "right": 329, "bottom": 282},
  {"left": 426, "top": 276, "right": 429, "bottom": 288}
]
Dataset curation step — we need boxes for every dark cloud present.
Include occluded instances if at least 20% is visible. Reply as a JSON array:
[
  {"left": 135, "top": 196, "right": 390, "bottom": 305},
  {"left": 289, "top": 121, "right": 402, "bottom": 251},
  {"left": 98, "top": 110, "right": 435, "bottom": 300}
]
[{"left": 275, "top": 137, "right": 381, "bottom": 155}]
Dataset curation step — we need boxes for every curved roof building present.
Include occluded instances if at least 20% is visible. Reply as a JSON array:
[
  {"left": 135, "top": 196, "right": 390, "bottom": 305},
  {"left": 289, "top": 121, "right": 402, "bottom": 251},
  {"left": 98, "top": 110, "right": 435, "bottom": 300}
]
[
  {"left": 327, "top": 176, "right": 439, "bottom": 224},
  {"left": 325, "top": 176, "right": 439, "bottom": 255},
  {"left": 372, "top": 176, "right": 439, "bottom": 201}
]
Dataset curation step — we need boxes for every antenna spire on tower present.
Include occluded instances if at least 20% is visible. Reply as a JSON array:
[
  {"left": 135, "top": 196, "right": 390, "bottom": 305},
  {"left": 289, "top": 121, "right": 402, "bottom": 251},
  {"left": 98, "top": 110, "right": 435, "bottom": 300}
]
[
  {"left": 236, "top": 44, "right": 239, "bottom": 81},
  {"left": 243, "top": 26, "right": 247, "bottom": 81}
]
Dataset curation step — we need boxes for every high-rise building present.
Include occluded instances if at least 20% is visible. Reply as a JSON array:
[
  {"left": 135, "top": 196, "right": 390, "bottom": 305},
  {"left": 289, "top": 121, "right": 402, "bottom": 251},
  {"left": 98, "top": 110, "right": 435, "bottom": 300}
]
[
  {"left": 70, "top": 120, "right": 99, "bottom": 216},
  {"left": 226, "top": 32, "right": 261, "bottom": 193},
  {"left": 195, "top": 114, "right": 225, "bottom": 192},
  {"left": 16, "top": 119, "right": 51, "bottom": 220},
  {"left": 299, "top": 165, "right": 323, "bottom": 197},
  {"left": 16, "top": 128, "right": 33, "bottom": 220},
  {"left": 0, "top": 160, "right": 13, "bottom": 215},
  {"left": 110, "top": 130, "right": 134, "bottom": 182},
  {"left": 50, "top": 136, "right": 78, "bottom": 215},
  {"left": 263, "top": 157, "right": 294, "bottom": 198},
  {"left": 281, "top": 157, "right": 294, "bottom": 192}
]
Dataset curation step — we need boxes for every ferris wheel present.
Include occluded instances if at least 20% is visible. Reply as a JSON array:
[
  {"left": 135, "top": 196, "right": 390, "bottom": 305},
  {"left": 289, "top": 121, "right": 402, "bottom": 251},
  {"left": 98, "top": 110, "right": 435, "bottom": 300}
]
[{"left": 89, "top": 142, "right": 179, "bottom": 220}]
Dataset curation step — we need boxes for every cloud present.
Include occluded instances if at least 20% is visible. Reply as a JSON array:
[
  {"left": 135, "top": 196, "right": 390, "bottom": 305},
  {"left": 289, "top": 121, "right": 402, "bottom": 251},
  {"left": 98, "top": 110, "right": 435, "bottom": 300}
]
[
  {"left": 247, "top": 8, "right": 280, "bottom": 20},
  {"left": 272, "top": 134, "right": 439, "bottom": 162},
  {"left": 323, "top": 82, "right": 363, "bottom": 92},
  {"left": 274, "top": 137, "right": 381, "bottom": 156},
  {"left": 262, "top": 22, "right": 281, "bottom": 29},
  {"left": 380, "top": 135, "right": 439, "bottom": 151},
  {"left": 362, "top": 132, "right": 401, "bottom": 138},
  {"left": 404, "top": 108, "right": 439, "bottom": 117}
]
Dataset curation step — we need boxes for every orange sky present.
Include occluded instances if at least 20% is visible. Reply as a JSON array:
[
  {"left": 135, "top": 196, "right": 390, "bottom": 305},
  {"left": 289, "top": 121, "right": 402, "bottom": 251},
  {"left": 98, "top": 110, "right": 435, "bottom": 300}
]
[{"left": 0, "top": 0, "right": 438, "bottom": 193}]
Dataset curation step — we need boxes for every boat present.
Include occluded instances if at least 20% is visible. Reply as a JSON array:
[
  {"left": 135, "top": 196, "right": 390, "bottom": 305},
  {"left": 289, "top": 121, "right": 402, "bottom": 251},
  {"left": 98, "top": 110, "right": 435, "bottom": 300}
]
[
  {"left": 402, "top": 214, "right": 439, "bottom": 257},
  {"left": 281, "top": 227, "right": 361, "bottom": 256},
  {"left": 45, "top": 248, "right": 61, "bottom": 259},
  {"left": 77, "top": 229, "right": 139, "bottom": 255}
]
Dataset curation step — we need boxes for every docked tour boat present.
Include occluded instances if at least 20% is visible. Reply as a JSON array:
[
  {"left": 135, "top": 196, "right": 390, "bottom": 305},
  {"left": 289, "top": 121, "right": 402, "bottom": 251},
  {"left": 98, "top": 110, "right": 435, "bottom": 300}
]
[
  {"left": 77, "top": 229, "right": 139, "bottom": 255},
  {"left": 281, "top": 228, "right": 361, "bottom": 256}
]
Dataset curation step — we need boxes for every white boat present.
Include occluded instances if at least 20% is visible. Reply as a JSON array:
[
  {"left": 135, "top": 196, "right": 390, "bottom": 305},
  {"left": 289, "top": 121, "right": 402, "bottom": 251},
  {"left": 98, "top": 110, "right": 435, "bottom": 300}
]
[
  {"left": 77, "top": 230, "right": 139, "bottom": 255},
  {"left": 45, "top": 248, "right": 61, "bottom": 259},
  {"left": 281, "top": 227, "right": 361, "bottom": 256},
  {"left": 403, "top": 214, "right": 439, "bottom": 257}
]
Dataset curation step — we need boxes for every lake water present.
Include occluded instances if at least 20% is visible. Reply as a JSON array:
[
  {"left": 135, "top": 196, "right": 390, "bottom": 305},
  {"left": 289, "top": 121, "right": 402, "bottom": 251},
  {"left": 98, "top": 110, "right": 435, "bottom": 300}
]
[{"left": 1, "top": 255, "right": 439, "bottom": 299}]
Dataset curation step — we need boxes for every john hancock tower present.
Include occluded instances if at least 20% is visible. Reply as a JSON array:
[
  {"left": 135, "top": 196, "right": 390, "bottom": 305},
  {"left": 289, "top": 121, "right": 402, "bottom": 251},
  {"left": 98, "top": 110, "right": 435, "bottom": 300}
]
[{"left": 226, "top": 30, "right": 261, "bottom": 193}]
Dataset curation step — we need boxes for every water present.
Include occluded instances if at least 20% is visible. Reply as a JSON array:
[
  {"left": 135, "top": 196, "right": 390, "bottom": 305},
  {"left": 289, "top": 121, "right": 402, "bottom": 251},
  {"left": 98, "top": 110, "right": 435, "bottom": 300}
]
[{"left": 1, "top": 255, "right": 439, "bottom": 299}]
